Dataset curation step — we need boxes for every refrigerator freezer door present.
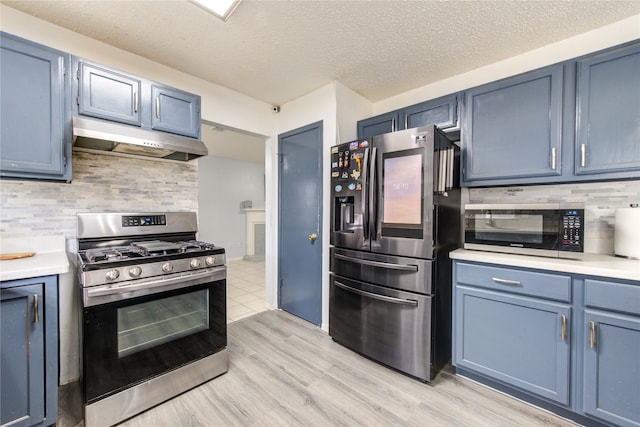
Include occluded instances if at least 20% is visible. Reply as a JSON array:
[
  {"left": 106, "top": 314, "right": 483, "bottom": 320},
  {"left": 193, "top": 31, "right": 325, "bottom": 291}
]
[
  {"left": 329, "top": 274, "right": 434, "bottom": 381},
  {"left": 330, "top": 247, "right": 434, "bottom": 294}
]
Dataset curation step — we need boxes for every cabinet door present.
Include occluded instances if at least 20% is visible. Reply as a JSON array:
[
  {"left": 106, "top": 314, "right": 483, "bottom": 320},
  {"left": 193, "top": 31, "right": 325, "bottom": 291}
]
[
  {"left": 403, "top": 93, "right": 458, "bottom": 131},
  {"left": 357, "top": 111, "right": 400, "bottom": 138},
  {"left": 1, "top": 283, "right": 45, "bottom": 427},
  {"left": 78, "top": 62, "right": 142, "bottom": 126},
  {"left": 583, "top": 310, "right": 640, "bottom": 427},
  {"left": 462, "top": 65, "right": 563, "bottom": 183},
  {"left": 575, "top": 43, "right": 640, "bottom": 176},
  {"left": 454, "top": 286, "right": 571, "bottom": 405},
  {"left": 0, "top": 33, "right": 70, "bottom": 181},
  {"left": 151, "top": 85, "right": 200, "bottom": 138}
]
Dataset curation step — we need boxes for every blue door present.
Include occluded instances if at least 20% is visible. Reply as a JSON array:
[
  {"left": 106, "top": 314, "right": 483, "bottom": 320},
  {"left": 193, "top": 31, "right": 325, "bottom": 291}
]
[{"left": 278, "top": 121, "right": 323, "bottom": 325}]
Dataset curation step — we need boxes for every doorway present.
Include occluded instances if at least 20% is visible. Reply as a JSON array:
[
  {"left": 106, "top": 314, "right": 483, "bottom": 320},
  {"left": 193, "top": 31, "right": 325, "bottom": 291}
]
[
  {"left": 198, "top": 120, "right": 267, "bottom": 323},
  {"left": 278, "top": 121, "right": 323, "bottom": 325}
]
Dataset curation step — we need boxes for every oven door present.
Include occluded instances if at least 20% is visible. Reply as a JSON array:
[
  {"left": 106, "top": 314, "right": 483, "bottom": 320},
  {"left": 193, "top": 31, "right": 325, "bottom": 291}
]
[{"left": 82, "top": 270, "right": 226, "bottom": 403}]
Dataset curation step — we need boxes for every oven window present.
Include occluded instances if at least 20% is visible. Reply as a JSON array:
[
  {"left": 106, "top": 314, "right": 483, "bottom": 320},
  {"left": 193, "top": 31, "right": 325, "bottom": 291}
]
[{"left": 117, "top": 289, "right": 209, "bottom": 358}]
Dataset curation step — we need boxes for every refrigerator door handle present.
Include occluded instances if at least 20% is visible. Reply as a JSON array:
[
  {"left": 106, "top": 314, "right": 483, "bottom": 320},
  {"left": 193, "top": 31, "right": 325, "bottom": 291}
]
[
  {"left": 334, "top": 253, "right": 418, "bottom": 271},
  {"left": 361, "top": 147, "right": 370, "bottom": 239},
  {"left": 369, "top": 146, "right": 378, "bottom": 240},
  {"left": 334, "top": 280, "right": 418, "bottom": 306}
]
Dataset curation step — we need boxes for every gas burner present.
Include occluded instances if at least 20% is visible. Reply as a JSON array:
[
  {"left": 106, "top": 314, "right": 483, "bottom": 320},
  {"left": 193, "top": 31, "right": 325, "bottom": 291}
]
[{"left": 84, "top": 246, "right": 145, "bottom": 263}]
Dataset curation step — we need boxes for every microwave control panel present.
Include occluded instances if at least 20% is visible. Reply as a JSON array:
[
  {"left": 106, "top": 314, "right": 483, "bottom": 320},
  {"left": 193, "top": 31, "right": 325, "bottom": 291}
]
[{"left": 560, "top": 209, "right": 583, "bottom": 252}]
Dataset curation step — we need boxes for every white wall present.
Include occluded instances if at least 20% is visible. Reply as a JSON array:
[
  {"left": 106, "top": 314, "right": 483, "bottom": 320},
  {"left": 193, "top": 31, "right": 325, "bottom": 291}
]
[
  {"left": 198, "top": 156, "right": 265, "bottom": 260},
  {"left": 335, "top": 81, "right": 372, "bottom": 143}
]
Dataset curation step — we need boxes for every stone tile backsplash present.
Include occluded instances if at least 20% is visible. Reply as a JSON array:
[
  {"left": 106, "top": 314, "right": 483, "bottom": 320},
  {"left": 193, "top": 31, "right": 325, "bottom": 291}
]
[
  {"left": 1, "top": 151, "right": 637, "bottom": 256},
  {"left": 0, "top": 152, "right": 198, "bottom": 240},
  {"left": 465, "top": 180, "right": 640, "bottom": 254}
]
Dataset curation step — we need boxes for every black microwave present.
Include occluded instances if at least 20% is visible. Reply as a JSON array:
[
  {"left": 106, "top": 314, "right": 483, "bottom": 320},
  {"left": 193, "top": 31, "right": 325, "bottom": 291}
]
[{"left": 464, "top": 203, "right": 584, "bottom": 259}]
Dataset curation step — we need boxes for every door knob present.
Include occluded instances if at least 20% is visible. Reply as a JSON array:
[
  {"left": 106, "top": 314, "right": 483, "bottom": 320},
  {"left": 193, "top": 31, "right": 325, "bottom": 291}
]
[{"left": 308, "top": 233, "right": 318, "bottom": 241}]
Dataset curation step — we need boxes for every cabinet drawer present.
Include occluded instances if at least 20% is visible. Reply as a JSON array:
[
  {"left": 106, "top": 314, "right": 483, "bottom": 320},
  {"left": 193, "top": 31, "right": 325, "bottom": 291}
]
[
  {"left": 456, "top": 262, "right": 571, "bottom": 302},
  {"left": 584, "top": 279, "right": 640, "bottom": 316}
]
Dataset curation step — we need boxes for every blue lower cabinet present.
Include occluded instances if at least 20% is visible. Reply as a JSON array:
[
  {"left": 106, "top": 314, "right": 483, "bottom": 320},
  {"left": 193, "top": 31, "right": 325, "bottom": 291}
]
[
  {"left": 1, "top": 276, "right": 58, "bottom": 427},
  {"left": 455, "top": 286, "right": 571, "bottom": 405},
  {"left": 583, "top": 310, "right": 640, "bottom": 427},
  {"left": 454, "top": 260, "right": 640, "bottom": 427}
]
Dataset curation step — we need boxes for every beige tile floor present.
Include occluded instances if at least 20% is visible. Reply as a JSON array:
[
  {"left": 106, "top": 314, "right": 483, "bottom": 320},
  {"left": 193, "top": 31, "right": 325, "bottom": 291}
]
[{"left": 226, "top": 258, "right": 267, "bottom": 323}]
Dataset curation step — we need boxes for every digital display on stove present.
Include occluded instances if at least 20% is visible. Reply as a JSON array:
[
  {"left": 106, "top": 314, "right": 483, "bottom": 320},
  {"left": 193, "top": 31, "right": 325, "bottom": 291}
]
[{"left": 122, "top": 215, "right": 167, "bottom": 227}]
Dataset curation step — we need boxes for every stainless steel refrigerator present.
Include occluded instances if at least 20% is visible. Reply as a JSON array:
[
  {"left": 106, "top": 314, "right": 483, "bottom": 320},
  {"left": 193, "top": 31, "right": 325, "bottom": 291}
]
[{"left": 329, "top": 125, "right": 460, "bottom": 381}]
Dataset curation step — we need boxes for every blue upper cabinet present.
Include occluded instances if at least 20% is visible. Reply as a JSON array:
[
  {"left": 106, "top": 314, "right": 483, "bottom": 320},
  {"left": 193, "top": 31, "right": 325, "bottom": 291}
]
[
  {"left": 357, "top": 111, "right": 400, "bottom": 138},
  {"left": 357, "top": 93, "right": 459, "bottom": 139},
  {"left": 462, "top": 65, "right": 564, "bottom": 185},
  {"left": 0, "top": 32, "right": 71, "bottom": 182},
  {"left": 575, "top": 42, "right": 640, "bottom": 177},
  {"left": 78, "top": 61, "right": 142, "bottom": 126},
  {"left": 403, "top": 93, "right": 459, "bottom": 132},
  {"left": 73, "top": 57, "right": 201, "bottom": 139},
  {"left": 151, "top": 84, "right": 200, "bottom": 138}
]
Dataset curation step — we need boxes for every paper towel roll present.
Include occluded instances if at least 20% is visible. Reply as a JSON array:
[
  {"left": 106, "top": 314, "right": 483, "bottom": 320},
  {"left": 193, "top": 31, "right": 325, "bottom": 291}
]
[{"left": 614, "top": 206, "right": 640, "bottom": 259}]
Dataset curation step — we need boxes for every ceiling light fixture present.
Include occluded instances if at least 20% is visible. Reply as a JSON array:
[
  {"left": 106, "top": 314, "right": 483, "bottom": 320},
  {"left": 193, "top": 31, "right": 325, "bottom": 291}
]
[{"left": 190, "top": 0, "right": 242, "bottom": 21}]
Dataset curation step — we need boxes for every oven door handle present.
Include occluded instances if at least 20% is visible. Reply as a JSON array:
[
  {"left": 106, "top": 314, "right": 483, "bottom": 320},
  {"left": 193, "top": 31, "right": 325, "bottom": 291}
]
[
  {"left": 333, "top": 280, "right": 418, "bottom": 306},
  {"left": 84, "top": 267, "right": 225, "bottom": 307},
  {"left": 334, "top": 253, "right": 418, "bottom": 271}
]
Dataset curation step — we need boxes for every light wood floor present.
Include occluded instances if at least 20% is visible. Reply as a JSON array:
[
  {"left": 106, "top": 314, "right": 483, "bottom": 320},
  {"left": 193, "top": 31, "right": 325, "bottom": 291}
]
[
  {"left": 60, "top": 309, "right": 580, "bottom": 426},
  {"left": 112, "top": 310, "right": 578, "bottom": 427}
]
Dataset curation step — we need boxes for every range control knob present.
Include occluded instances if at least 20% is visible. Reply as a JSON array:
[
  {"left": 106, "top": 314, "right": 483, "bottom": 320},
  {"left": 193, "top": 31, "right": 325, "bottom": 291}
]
[
  {"left": 105, "top": 269, "right": 120, "bottom": 281},
  {"left": 205, "top": 256, "right": 216, "bottom": 266},
  {"left": 162, "top": 262, "right": 174, "bottom": 273},
  {"left": 190, "top": 258, "right": 201, "bottom": 268},
  {"left": 129, "top": 266, "right": 142, "bottom": 278}
]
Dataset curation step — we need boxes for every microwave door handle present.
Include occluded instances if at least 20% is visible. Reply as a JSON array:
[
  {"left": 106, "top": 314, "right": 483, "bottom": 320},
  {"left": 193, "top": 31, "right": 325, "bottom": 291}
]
[{"left": 361, "top": 147, "right": 370, "bottom": 240}]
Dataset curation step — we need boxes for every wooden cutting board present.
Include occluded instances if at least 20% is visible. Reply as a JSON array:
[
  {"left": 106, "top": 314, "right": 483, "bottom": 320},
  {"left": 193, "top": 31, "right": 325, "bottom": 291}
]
[{"left": 0, "top": 252, "right": 36, "bottom": 261}]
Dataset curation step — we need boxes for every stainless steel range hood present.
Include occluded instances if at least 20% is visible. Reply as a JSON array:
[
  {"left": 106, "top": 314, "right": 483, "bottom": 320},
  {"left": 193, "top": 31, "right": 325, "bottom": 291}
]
[{"left": 72, "top": 116, "right": 208, "bottom": 161}]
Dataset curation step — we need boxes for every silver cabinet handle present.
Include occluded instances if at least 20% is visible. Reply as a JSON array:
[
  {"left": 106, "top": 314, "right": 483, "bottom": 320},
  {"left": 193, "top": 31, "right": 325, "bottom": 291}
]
[
  {"left": 134, "top": 91, "right": 138, "bottom": 113},
  {"left": 391, "top": 118, "right": 396, "bottom": 133},
  {"left": 334, "top": 281, "right": 418, "bottom": 306},
  {"left": 580, "top": 144, "right": 586, "bottom": 168},
  {"left": 155, "top": 96, "right": 160, "bottom": 118},
  {"left": 334, "top": 253, "right": 418, "bottom": 271},
  {"left": 590, "top": 321, "right": 596, "bottom": 349},
  {"left": 33, "top": 294, "right": 39, "bottom": 323},
  {"left": 561, "top": 315, "right": 567, "bottom": 341},
  {"left": 491, "top": 277, "right": 521, "bottom": 286},
  {"left": 551, "top": 147, "right": 557, "bottom": 170},
  {"left": 404, "top": 114, "right": 409, "bottom": 130}
]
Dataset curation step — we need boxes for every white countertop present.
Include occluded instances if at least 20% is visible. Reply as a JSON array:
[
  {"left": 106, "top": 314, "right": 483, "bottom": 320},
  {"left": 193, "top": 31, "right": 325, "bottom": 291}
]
[
  {"left": 0, "top": 236, "right": 70, "bottom": 282},
  {"left": 450, "top": 249, "right": 640, "bottom": 282}
]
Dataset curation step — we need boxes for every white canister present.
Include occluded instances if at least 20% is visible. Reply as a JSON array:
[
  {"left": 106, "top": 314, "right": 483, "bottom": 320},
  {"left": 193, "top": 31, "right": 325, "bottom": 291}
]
[{"left": 614, "top": 204, "right": 640, "bottom": 259}]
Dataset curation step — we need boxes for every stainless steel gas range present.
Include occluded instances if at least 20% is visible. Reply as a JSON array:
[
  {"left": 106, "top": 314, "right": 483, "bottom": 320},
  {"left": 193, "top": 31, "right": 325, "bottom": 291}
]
[{"left": 76, "top": 212, "right": 228, "bottom": 427}]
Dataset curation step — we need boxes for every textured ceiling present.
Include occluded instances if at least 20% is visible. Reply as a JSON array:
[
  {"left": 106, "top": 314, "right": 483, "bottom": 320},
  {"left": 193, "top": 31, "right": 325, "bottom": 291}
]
[{"left": 3, "top": 0, "right": 639, "bottom": 106}]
